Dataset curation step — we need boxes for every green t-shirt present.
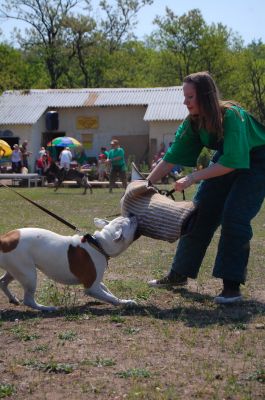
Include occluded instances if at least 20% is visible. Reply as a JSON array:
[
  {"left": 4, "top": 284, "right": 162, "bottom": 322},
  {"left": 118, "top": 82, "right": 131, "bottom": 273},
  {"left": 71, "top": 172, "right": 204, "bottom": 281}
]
[
  {"left": 108, "top": 147, "right": 126, "bottom": 170},
  {"left": 164, "top": 106, "right": 265, "bottom": 169}
]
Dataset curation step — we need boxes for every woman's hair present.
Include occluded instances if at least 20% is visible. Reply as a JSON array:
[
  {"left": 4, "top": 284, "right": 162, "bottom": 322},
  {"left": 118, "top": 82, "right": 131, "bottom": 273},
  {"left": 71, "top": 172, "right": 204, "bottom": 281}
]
[{"left": 183, "top": 71, "right": 240, "bottom": 140}]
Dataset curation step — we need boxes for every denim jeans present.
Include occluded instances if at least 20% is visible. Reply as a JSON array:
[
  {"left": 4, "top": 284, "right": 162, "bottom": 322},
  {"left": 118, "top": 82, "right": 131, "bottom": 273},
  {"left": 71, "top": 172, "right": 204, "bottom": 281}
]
[{"left": 170, "top": 145, "right": 265, "bottom": 284}]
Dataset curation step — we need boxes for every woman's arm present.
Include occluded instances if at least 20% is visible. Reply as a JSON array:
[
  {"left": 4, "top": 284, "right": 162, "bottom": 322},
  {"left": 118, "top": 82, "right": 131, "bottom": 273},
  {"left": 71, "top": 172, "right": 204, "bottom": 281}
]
[
  {"left": 107, "top": 155, "right": 122, "bottom": 162},
  {"left": 174, "top": 162, "right": 235, "bottom": 192},
  {"left": 147, "top": 160, "right": 175, "bottom": 184}
]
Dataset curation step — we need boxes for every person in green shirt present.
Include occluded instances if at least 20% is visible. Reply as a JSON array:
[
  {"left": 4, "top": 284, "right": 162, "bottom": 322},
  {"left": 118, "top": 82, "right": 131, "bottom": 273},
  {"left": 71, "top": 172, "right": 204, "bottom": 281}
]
[
  {"left": 147, "top": 71, "right": 265, "bottom": 304},
  {"left": 107, "top": 139, "right": 127, "bottom": 192}
]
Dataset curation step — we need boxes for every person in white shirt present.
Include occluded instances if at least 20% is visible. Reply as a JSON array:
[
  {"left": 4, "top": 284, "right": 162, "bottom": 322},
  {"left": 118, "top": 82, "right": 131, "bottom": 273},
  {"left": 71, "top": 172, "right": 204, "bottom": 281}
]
[
  {"left": 59, "top": 147, "right": 72, "bottom": 170},
  {"left": 11, "top": 144, "right": 22, "bottom": 173}
]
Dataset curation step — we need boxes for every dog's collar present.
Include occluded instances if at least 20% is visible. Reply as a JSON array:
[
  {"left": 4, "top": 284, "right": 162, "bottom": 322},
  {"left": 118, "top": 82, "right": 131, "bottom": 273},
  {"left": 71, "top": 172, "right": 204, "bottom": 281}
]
[{"left": 81, "top": 233, "right": 110, "bottom": 260}]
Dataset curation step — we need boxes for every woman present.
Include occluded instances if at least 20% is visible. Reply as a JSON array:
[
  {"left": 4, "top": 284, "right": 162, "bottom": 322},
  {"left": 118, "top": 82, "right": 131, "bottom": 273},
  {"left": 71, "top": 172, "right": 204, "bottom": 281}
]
[
  {"left": 147, "top": 71, "right": 265, "bottom": 304},
  {"left": 36, "top": 153, "right": 51, "bottom": 175},
  {"left": 11, "top": 144, "right": 22, "bottom": 173}
]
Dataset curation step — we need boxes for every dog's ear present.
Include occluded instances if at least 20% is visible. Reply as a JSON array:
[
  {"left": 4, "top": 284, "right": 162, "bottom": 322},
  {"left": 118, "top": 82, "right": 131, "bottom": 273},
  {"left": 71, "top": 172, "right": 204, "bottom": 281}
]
[
  {"left": 113, "top": 227, "right": 123, "bottom": 242},
  {"left": 94, "top": 218, "right": 109, "bottom": 229}
]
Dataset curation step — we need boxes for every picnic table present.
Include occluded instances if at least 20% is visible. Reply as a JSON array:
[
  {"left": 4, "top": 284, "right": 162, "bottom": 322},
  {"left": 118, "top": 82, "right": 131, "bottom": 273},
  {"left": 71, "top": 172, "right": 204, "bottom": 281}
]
[{"left": 0, "top": 173, "right": 42, "bottom": 187}]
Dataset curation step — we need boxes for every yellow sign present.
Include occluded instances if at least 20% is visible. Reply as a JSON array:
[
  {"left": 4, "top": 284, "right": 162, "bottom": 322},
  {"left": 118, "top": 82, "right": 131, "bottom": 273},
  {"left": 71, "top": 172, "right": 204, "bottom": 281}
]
[
  {"left": 77, "top": 116, "right": 98, "bottom": 129},
  {"left": 82, "top": 133, "right": 93, "bottom": 149}
]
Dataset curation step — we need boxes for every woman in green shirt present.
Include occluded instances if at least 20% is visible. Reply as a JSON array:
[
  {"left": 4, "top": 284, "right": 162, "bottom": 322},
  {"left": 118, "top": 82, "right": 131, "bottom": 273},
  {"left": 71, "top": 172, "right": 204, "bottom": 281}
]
[{"left": 148, "top": 71, "right": 265, "bottom": 304}]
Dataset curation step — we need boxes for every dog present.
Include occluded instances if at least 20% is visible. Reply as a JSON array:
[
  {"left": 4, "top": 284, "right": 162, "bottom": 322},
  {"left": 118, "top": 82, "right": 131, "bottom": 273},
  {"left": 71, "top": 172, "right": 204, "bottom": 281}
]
[
  {"left": 46, "top": 162, "right": 93, "bottom": 194},
  {"left": 0, "top": 216, "right": 138, "bottom": 311}
]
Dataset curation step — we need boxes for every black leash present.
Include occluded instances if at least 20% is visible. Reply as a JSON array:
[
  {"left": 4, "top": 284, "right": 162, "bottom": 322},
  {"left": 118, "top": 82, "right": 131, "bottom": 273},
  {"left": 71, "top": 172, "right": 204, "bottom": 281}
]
[
  {"left": 0, "top": 181, "right": 79, "bottom": 232},
  {"left": 149, "top": 181, "right": 186, "bottom": 201},
  {"left": 0, "top": 181, "right": 110, "bottom": 259},
  {"left": 158, "top": 189, "right": 186, "bottom": 201}
]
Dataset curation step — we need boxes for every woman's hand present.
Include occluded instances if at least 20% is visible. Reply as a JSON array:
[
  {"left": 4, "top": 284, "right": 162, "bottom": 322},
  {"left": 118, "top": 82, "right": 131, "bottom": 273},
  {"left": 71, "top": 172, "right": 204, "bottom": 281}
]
[
  {"left": 174, "top": 163, "right": 235, "bottom": 192},
  {"left": 174, "top": 174, "right": 195, "bottom": 192}
]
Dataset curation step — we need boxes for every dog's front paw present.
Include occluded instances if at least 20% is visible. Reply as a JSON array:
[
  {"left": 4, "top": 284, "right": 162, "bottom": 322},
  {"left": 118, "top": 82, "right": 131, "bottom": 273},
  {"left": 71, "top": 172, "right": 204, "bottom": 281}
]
[{"left": 119, "top": 299, "right": 137, "bottom": 307}]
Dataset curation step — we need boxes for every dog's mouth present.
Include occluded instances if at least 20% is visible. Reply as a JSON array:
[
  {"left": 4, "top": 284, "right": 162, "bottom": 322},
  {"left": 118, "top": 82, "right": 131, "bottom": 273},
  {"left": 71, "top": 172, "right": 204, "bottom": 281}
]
[{"left": 128, "top": 215, "right": 140, "bottom": 241}]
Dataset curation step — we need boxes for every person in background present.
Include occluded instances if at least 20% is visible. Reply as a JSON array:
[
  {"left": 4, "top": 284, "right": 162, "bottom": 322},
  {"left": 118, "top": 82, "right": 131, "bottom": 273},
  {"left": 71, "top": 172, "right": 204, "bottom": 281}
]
[
  {"left": 97, "top": 146, "right": 109, "bottom": 181},
  {"left": 100, "top": 146, "right": 109, "bottom": 159},
  {"left": 168, "top": 141, "right": 183, "bottom": 177},
  {"left": 38, "top": 146, "right": 46, "bottom": 157},
  {"left": 156, "top": 142, "right": 166, "bottom": 160},
  {"left": 106, "top": 140, "right": 127, "bottom": 193},
  {"left": 151, "top": 151, "right": 165, "bottom": 171},
  {"left": 20, "top": 140, "right": 32, "bottom": 171},
  {"left": 75, "top": 148, "right": 88, "bottom": 167},
  {"left": 36, "top": 152, "right": 51, "bottom": 175},
  {"left": 147, "top": 70, "right": 265, "bottom": 304},
  {"left": 11, "top": 144, "right": 22, "bottom": 173},
  {"left": 59, "top": 147, "right": 72, "bottom": 170}
]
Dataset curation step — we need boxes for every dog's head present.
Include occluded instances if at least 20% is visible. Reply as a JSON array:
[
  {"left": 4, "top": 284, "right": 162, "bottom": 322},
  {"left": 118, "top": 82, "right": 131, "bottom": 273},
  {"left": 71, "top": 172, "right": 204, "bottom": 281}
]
[{"left": 93, "top": 215, "right": 138, "bottom": 257}]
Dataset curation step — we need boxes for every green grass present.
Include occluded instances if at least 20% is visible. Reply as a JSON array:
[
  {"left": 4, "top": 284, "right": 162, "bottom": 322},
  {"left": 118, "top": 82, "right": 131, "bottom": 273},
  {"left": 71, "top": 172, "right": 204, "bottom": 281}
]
[
  {"left": 0, "top": 383, "right": 15, "bottom": 398},
  {"left": 0, "top": 185, "right": 264, "bottom": 400}
]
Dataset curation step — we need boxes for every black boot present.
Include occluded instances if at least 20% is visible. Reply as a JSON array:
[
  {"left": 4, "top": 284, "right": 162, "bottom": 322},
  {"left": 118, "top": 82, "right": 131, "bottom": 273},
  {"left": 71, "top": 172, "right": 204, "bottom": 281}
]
[{"left": 148, "top": 271, "right": 187, "bottom": 288}]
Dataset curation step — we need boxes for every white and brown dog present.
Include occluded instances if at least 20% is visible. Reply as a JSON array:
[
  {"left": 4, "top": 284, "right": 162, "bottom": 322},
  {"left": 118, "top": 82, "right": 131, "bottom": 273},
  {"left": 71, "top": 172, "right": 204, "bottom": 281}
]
[{"left": 0, "top": 216, "right": 138, "bottom": 311}]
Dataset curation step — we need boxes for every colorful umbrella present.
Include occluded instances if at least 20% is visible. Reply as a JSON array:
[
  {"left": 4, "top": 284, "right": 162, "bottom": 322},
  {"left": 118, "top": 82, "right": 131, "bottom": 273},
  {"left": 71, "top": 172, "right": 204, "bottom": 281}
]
[
  {"left": 47, "top": 136, "right": 82, "bottom": 148},
  {"left": 0, "top": 139, "right": 12, "bottom": 157}
]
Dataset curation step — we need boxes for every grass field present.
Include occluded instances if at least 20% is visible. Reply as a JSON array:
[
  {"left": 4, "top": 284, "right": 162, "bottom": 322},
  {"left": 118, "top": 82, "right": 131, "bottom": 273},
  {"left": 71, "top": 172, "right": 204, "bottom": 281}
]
[{"left": 0, "top": 185, "right": 264, "bottom": 399}]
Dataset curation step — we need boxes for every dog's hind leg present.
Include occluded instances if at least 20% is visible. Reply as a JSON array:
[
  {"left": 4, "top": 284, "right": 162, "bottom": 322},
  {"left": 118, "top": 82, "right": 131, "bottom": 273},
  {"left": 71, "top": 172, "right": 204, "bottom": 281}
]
[
  {"left": 81, "top": 176, "right": 92, "bottom": 195},
  {"left": 9, "top": 265, "right": 57, "bottom": 312},
  {"left": 85, "top": 282, "right": 137, "bottom": 307},
  {"left": 0, "top": 272, "right": 20, "bottom": 304},
  {"left": 54, "top": 178, "right": 62, "bottom": 192},
  {"left": 80, "top": 177, "right": 87, "bottom": 195}
]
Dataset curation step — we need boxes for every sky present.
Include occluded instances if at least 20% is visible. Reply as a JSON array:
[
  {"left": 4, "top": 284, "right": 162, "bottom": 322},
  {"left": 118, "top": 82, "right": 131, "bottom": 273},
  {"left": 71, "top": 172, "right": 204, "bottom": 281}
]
[
  {"left": 0, "top": 0, "right": 264, "bottom": 46},
  {"left": 136, "top": 0, "right": 265, "bottom": 44}
]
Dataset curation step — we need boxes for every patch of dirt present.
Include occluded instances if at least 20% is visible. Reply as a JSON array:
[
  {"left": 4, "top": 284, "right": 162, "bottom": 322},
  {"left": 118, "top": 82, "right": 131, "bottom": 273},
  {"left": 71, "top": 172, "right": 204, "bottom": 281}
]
[{"left": 0, "top": 276, "right": 265, "bottom": 400}]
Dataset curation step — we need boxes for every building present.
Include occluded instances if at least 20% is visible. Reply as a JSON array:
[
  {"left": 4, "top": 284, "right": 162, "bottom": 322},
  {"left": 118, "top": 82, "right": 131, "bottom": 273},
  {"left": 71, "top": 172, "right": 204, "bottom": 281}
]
[{"left": 0, "top": 87, "right": 187, "bottom": 171}]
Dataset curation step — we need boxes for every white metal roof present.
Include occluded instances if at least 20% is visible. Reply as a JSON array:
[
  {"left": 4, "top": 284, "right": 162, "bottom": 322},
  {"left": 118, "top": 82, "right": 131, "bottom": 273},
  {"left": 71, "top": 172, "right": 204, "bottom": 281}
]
[{"left": 0, "top": 87, "right": 187, "bottom": 125}]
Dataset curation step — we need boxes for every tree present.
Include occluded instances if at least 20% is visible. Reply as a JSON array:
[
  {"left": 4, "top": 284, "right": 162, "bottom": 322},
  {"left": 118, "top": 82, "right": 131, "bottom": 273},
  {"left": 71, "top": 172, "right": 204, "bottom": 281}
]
[
  {"left": 102, "top": 40, "right": 157, "bottom": 87},
  {"left": 0, "top": 0, "right": 84, "bottom": 88},
  {"left": 99, "top": 0, "right": 153, "bottom": 53},
  {"left": 242, "top": 42, "right": 265, "bottom": 122},
  {"left": 61, "top": 13, "right": 98, "bottom": 87},
  {"left": 0, "top": 42, "right": 46, "bottom": 91},
  {"left": 64, "top": 0, "right": 154, "bottom": 87},
  {"left": 153, "top": 8, "right": 206, "bottom": 81}
]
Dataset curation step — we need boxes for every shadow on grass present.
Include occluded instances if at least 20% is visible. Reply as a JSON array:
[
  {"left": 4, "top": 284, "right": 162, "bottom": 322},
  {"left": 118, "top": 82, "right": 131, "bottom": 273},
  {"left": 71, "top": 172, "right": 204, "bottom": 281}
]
[{"left": 1, "top": 290, "right": 264, "bottom": 328}]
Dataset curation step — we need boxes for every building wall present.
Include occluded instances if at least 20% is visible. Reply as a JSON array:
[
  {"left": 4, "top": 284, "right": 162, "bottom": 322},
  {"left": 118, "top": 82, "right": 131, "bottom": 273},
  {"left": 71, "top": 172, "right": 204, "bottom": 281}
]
[
  {"left": 148, "top": 120, "right": 181, "bottom": 162},
  {"left": 0, "top": 107, "right": 182, "bottom": 171},
  {"left": 0, "top": 124, "right": 37, "bottom": 171},
  {"left": 0, "top": 115, "right": 47, "bottom": 172},
  {"left": 55, "top": 106, "right": 149, "bottom": 157},
  {"left": 0, "top": 124, "right": 32, "bottom": 143},
  {"left": 149, "top": 120, "right": 180, "bottom": 147}
]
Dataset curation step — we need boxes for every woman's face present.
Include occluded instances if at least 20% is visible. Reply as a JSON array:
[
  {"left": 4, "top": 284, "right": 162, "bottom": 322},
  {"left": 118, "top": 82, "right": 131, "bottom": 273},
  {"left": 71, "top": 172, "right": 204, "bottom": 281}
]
[{"left": 183, "top": 82, "right": 200, "bottom": 116}]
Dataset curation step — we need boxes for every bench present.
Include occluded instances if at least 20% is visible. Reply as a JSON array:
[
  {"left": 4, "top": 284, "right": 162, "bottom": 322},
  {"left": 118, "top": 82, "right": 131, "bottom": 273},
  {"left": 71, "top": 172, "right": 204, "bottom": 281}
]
[
  {"left": 0, "top": 173, "right": 42, "bottom": 187},
  {"left": 47, "top": 180, "right": 123, "bottom": 188}
]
